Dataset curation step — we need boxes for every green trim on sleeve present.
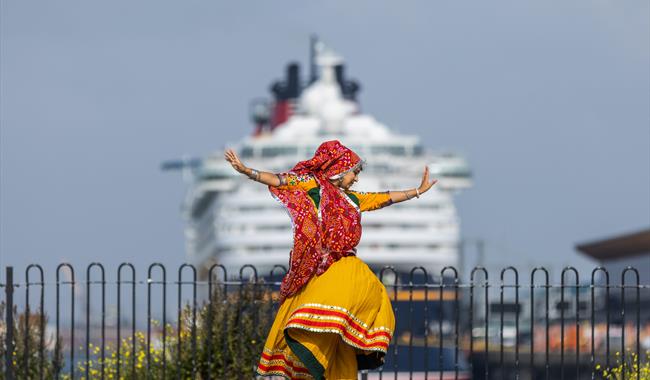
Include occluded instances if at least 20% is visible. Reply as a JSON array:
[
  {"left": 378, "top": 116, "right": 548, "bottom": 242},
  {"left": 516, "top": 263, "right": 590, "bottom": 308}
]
[
  {"left": 345, "top": 192, "right": 361, "bottom": 208},
  {"left": 306, "top": 186, "right": 362, "bottom": 210}
]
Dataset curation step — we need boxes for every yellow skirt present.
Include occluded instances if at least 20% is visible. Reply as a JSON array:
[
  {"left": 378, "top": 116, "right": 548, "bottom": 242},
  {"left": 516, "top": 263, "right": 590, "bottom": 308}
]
[{"left": 256, "top": 256, "right": 395, "bottom": 380}]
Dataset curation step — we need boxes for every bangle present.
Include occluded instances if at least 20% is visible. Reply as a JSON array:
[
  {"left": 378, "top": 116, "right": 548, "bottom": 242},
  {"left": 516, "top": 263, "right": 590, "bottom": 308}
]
[
  {"left": 415, "top": 188, "right": 420, "bottom": 198},
  {"left": 248, "top": 169, "right": 260, "bottom": 181}
]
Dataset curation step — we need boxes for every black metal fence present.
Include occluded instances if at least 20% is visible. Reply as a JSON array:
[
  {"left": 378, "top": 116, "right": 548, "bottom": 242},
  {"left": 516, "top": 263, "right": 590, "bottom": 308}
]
[{"left": 1, "top": 263, "right": 649, "bottom": 379}]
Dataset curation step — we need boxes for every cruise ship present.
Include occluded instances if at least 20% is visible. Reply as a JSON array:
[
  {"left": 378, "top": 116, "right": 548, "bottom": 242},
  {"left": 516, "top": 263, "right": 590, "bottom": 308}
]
[{"left": 175, "top": 40, "right": 472, "bottom": 281}]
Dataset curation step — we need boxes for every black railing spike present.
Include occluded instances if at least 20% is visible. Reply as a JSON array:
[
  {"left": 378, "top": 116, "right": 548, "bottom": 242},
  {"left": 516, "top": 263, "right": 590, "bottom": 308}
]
[
  {"left": 621, "top": 266, "right": 640, "bottom": 380},
  {"left": 531, "top": 267, "right": 550, "bottom": 380},
  {"left": 470, "top": 266, "right": 489, "bottom": 380},
  {"left": 591, "top": 266, "right": 609, "bottom": 378},
  {"left": 85, "top": 263, "right": 106, "bottom": 380},
  {"left": 177, "top": 263, "right": 198, "bottom": 380},
  {"left": 25, "top": 264, "right": 45, "bottom": 380},
  {"left": 55, "top": 263, "right": 75, "bottom": 380},
  {"left": 117, "top": 262, "right": 136, "bottom": 379},
  {"left": 147, "top": 263, "right": 167, "bottom": 379}
]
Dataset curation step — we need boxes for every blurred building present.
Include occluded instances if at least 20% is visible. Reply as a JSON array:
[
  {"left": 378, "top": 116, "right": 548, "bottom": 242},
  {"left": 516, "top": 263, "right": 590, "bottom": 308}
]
[{"left": 576, "top": 228, "right": 650, "bottom": 321}]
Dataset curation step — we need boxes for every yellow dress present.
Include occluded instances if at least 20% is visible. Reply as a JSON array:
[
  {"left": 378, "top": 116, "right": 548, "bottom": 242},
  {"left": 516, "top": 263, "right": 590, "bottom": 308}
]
[{"left": 257, "top": 175, "right": 396, "bottom": 380}]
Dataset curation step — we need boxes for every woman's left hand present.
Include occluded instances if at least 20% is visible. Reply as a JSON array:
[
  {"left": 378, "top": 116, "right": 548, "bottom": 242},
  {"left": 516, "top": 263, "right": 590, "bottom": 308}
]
[{"left": 418, "top": 166, "right": 438, "bottom": 194}]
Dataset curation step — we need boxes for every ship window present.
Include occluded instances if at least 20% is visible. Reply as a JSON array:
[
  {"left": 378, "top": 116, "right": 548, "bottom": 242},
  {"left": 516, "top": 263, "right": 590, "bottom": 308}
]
[
  {"left": 261, "top": 146, "right": 297, "bottom": 158},
  {"left": 191, "top": 192, "right": 216, "bottom": 219},
  {"left": 363, "top": 222, "right": 427, "bottom": 229},
  {"left": 239, "top": 205, "right": 266, "bottom": 212},
  {"left": 240, "top": 146, "right": 254, "bottom": 158},
  {"left": 413, "top": 145, "right": 424, "bottom": 156},
  {"left": 380, "top": 243, "right": 440, "bottom": 250},
  {"left": 402, "top": 203, "right": 442, "bottom": 210},
  {"left": 371, "top": 164, "right": 391, "bottom": 173},
  {"left": 439, "top": 166, "right": 471, "bottom": 178},
  {"left": 241, "top": 245, "right": 292, "bottom": 252},
  {"left": 371, "top": 145, "right": 406, "bottom": 156},
  {"left": 256, "top": 225, "right": 291, "bottom": 231}
]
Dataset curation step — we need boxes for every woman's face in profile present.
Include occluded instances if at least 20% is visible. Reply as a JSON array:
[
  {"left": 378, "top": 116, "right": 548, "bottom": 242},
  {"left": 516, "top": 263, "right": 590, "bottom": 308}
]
[{"left": 337, "top": 167, "right": 361, "bottom": 190}]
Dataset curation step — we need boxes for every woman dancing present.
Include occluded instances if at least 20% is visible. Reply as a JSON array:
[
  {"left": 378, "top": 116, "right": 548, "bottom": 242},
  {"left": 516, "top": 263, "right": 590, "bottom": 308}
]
[{"left": 225, "top": 140, "right": 437, "bottom": 380}]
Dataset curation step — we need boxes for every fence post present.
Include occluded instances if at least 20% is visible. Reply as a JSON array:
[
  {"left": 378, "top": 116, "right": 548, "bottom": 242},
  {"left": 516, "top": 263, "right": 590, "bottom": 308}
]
[{"left": 4, "top": 266, "right": 15, "bottom": 380}]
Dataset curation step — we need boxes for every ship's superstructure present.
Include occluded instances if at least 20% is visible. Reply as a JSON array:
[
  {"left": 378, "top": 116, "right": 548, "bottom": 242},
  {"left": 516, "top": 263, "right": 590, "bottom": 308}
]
[{"left": 181, "top": 41, "right": 472, "bottom": 279}]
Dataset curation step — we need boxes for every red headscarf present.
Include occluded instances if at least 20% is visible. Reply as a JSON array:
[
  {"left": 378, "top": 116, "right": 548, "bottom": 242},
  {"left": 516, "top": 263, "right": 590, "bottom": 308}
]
[{"left": 270, "top": 140, "right": 363, "bottom": 302}]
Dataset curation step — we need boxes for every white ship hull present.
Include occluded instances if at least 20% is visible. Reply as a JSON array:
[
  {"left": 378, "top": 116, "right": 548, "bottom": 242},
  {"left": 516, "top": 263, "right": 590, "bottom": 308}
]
[{"left": 178, "top": 41, "right": 472, "bottom": 281}]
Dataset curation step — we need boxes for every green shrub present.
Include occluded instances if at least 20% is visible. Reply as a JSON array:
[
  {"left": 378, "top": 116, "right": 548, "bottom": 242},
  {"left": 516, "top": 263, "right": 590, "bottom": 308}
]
[
  {"left": 0, "top": 302, "right": 64, "bottom": 380},
  {"left": 1, "top": 283, "right": 274, "bottom": 379},
  {"left": 597, "top": 351, "right": 650, "bottom": 380}
]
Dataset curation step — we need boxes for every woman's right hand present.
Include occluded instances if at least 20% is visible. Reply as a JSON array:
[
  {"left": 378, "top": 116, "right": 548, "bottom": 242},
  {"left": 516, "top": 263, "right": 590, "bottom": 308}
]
[{"left": 224, "top": 149, "right": 249, "bottom": 175}]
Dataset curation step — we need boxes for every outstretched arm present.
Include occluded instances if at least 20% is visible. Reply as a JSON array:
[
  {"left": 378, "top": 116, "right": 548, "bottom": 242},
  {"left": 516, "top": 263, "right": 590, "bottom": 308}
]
[
  {"left": 388, "top": 166, "right": 438, "bottom": 204},
  {"left": 224, "top": 149, "right": 282, "bottom": 187}
]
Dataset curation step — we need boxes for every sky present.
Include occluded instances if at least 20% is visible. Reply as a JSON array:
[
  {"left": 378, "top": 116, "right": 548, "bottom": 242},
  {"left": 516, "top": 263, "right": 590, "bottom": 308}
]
[{"left": 1, "top": 0, "right": 649, "bottom": 284}]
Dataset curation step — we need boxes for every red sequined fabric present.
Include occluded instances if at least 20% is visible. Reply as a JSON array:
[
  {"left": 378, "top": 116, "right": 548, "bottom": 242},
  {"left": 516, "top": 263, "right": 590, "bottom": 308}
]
[{"left": 269, "top": 140, "right": 362, "bottom": 303}]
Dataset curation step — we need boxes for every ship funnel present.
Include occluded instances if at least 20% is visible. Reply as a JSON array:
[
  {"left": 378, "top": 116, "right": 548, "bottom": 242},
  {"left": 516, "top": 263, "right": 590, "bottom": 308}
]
[
  {"left": 269, "top": 62, "right": 302, "bottom": 129},
  {"left": 270, "top": 62, "right": 301, "bottom": 101},
  {"left": 335, "top": 64, "right": 360, "bottom": 101},
  {"left": 287, "top": 63, "right": 300, "bottom": 99}
]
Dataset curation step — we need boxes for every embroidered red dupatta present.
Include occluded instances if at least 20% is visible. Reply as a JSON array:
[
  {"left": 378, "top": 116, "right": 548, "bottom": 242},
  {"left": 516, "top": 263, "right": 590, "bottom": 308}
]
[{"left": 269, "top": 140, "right": 363, "bottom": 302}]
